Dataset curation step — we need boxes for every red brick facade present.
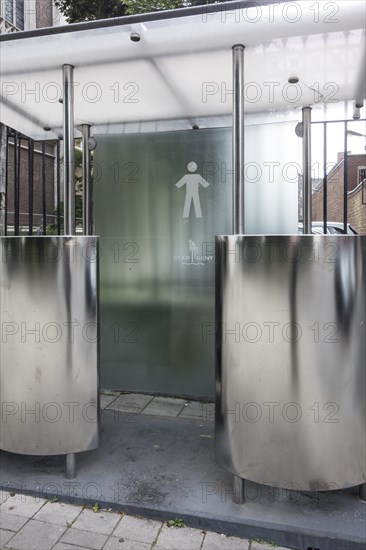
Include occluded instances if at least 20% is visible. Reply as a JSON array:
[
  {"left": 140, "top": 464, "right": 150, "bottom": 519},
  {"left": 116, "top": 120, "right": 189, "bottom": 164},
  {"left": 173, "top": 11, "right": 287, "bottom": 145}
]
[{"left": 312, "top": 154, "right": 366, "bottom": 234}]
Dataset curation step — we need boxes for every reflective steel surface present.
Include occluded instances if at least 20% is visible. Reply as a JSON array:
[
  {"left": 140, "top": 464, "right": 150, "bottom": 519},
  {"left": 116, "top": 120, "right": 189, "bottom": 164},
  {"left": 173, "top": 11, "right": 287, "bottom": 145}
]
[
  {"left": 216, "top": 235, "right": 366, "bottom": 490},
  {"left": 0, "top": 237, "right": 100, "bottom": 455}
]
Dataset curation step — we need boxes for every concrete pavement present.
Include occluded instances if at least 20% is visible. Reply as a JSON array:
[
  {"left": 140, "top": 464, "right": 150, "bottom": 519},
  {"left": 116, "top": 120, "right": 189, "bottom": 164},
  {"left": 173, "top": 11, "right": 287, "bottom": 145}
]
[
  {"left": 0, "top": 491, "right": 291, "bottom": 550},
  {"left": 1, "top": 392, "right": 364, "bottom": 550}
]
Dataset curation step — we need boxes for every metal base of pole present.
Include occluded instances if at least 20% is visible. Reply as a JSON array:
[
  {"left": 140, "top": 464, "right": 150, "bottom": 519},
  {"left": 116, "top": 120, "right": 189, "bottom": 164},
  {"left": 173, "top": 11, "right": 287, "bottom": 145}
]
[
  {"left": 66, "top": 453, "right": 76, "bottom": 479},
  {"left": 359, "top": 483, "right": 366, "bottom": 503},
  {"left": 233, "top": 475, "right": 245, "bottom": 504}
]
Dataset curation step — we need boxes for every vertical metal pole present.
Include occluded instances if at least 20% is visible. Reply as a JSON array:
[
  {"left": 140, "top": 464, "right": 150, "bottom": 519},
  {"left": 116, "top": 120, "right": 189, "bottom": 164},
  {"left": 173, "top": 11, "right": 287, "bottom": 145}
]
[
  {"left": 17, "top": 136, "right": 21, "bottom": 235},
  {"left": 81, "top": 124, "right": 92, "bottom": 235},
  {"left": 232, "top": 44, "right": 245, "bottom": 235},
  {"left": 343, "top": 121, "right": 348, "bottom": 233},
  {"left": 0, "top": 124, "right": 8, "bottom": 236},
  {"left": 56, "top": 140, "right": 61, "bottom": 235},
  {"left": 360, "top": 483, "right": 366, "bottom": 503},
  {"left": 42, "top": 141, "right": 47, "bottom": 235},
  {"left": 66, "top": 453, "right": 76, "bottom": 479},
  {"left": 63, "top": 66, "right": 76, "bottom": 478},
  {"left": 233, "top": 475, "right": 245, "bottom": 504},
  {"left": 62, "top": 65, "right": 76, "bottom": 479},
  {"left": 28, "top": 138, "right": 34, "bottom": 235},
  {"left": 302, "top": 107, "right": 312, "bottom": 234},
  {"left": 14, "top": 131, "right": 19, "bottom": 236},
  {"left": 323, "top": 122, "right": 328, "bottom": 234},
  {"left": 63, "top": 64, "right": 75, "bottom": 235},
  {"left": 4, "top": 130, "right": 9, "bottom": 236}
]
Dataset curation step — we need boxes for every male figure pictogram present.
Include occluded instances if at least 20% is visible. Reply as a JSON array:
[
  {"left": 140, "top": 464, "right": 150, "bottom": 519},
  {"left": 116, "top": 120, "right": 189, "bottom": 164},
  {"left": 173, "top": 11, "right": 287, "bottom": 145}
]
[{"left": 175, "top": 161, "right": 210, "bottom": 218}]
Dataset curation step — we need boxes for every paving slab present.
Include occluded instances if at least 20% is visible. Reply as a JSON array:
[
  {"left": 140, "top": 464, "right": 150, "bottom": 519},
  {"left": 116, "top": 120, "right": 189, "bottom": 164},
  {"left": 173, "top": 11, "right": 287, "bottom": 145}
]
[
  {"left": 59, "top": 527, "right": 108, "bottom": 550},
  {"left": 6, "top": 519, "right": 66, "bottom": 549},
  {"left": 202, "top": 531, "right": 251, "bottom": 549},
  {"left": 157, "top": 524, "right": 205, "bottom": 549},
  {"left": 179, "top": 401, "right": 214, "bottom": 421},
  {"left": 0, "top": 412, "right": 365, "bottom": 550},
  {"left": 33, "top": 501, "right": 82, "bottom": 526},
  {"left": 101, "top": 393, "right": 120, "bottom": 410},
  {"left": 0, "top": 528, "right": 14, "bottom": 547},
  {"left": 0, "top": 490, "right": 10, "bottom": 504},
  {"left": 71, "top": 507, "right": 120, "bottom": 534},
  {"left": 178, "top": 401, "right": 203, "bottom": 419},
  {"left": 53, "top": 543, "right": 93, "bottom": 550},
  {"left": 103, "top": 536, "right": 151, "bottom": 549},
  {"left": 106, "top": 393, "right": 153, "bottom": 412},
  {"left": 0, "top": 493, "right": 46, "bottom": 518},
  {"left": 0, "top": 511, "right": 28, "bottom": 531},
  {"left": 142, "top": 397, "right": 187, "bottom": 417},
  {"left": 113, "top": 514, "right": 162, "bottom": 543}
]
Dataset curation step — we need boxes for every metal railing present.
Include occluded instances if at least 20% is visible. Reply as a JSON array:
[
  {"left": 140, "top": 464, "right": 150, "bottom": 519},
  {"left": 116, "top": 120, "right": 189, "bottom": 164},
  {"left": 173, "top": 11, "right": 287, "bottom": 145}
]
[
  {"left": 2, "top": 127, "right": 62, "bottom": 236},
  {"left": 311, "top": 118, "right": 366, "bottom": 234},
  {"left": 1, "top": 120, "right": 365, "bottom": 237}
]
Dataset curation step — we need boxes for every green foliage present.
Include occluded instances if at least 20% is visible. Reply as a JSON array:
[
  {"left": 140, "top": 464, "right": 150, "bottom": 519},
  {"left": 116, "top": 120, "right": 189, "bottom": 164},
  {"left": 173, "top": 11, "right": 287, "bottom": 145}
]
[
  {"left": 54, "top": 1, "right": 126, "bottom": 22},
  {"left": 123, "top": 0, "right": 184, "bottom": 14},
  {"left": 47, "top": 195, "right": 83, "bottom": 235},
  {"left": 55, "top": 0, "right": 222, "bottom": 22},
  {"left": 92, "top": 502, "right": 101, "bottom": 512},
  {"left": 167, "top": 518, "right": 186, "bottom": 528}
]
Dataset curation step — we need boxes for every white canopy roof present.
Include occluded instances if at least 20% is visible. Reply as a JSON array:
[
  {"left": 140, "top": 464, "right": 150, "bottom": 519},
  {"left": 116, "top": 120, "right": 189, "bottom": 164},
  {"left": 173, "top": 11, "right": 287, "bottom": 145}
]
[{"left": 1, "top": 0, "right": 365, "bottom": 140}]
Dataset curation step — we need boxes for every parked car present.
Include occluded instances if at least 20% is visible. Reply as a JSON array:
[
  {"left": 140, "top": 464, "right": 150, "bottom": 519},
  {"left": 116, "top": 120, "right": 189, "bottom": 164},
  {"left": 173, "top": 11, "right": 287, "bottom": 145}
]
[{"left": 298, "top": 222, "right": 358, "bottom": 235}]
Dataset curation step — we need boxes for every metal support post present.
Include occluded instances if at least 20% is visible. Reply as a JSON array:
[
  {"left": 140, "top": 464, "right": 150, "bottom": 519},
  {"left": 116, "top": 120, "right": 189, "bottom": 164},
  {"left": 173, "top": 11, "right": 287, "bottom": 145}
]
[
  {"left": 56, "top": 140, "right": 61, "bottom": 235},
  {"left": 233, "top": 475, "right": 245, "bottom": 504},
  {"left": 81, "top": 124, "right": 92, "bottom": 235},
  {"left": 231, "top": 44, "right": 246, "bottom": 504},
  {"left": 14, "top": 131, "right": 20, "bottom": 236},
  {"left": 302, "top": 106, "right": 312, "bottom": 234},
  {"left": 28, "top": 138, "right": 34, "bottom": 235},
  {"left": 66, "top": 453, "right": 76, "bottom": 479},
  {"left": 360, "top": 483, "right": 366, "bottom": 503},
  {"left": 232, "top": 45, "right": 245, "bottom": 235},
  {"left": 62, "top": 64, "right": 75, "bottom": 236},
  {"left": 63, "top": 65, "right": 76, "bottom": 478},
  {"left": 0, "top": 124, "right": 7, "bottom": 236},
  {"left": 343, "top": 121, "right": 348, "bottom": 233},
  {"left": 42, "top": 141, "right": 47, "bottom": 235}
]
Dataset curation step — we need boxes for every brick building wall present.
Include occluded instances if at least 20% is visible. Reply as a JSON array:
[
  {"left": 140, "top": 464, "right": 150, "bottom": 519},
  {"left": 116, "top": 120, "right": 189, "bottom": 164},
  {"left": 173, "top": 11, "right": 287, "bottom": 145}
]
[
  {"left": 0, "top": 2, "right": 60, "bottom": 234},
  {"left": 312, "top": 153, "right": 366, "bottom": 234},
  {"left": 348, "top": 184, "right": 366, "bottom": 234}
]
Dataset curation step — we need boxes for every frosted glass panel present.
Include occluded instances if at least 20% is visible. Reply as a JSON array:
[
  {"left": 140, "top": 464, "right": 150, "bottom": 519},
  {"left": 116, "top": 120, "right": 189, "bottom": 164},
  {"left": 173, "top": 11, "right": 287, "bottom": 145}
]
[
  {"left": 245, "top": 121, "right": 300, "bottom": 234},
  {"left": 94, "top": 129, "right": 232, "bottom": 397},
  {"left": 94, "top": 124, "right": 300, "bottom": 396}
]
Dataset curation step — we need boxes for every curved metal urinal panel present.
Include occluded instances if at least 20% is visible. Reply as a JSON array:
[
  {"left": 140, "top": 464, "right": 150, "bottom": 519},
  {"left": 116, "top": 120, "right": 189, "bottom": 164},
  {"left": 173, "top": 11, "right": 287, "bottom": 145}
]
[
  {"left": 0, "top": 236, "right": 100, "bottom": 456},
  {"left": 215, "top": 235, "right": 366, "bottom": 491}
]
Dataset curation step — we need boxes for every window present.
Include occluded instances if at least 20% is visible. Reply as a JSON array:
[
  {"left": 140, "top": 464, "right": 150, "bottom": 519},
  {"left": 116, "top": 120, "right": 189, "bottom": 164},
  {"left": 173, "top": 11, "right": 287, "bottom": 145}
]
[
  {"left": 359, "top": 167, "right": 366, "bottom": 184},
  {"left": 5, "top": 0, "right": 14, "bottom": 23},
  {"left": 3, "top": 0, "right": 24, "bottom": 30},
  {"left": 15, "top": 0, "right": 24, "bottom": 29}
]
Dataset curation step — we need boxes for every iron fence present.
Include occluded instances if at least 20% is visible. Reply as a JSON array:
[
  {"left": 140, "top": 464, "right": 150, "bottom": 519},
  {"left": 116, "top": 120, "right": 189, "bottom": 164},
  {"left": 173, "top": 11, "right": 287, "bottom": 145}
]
[{"left": 1, "top": 119, "right": 365, "bottom": 236}]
